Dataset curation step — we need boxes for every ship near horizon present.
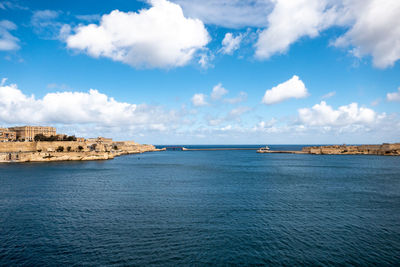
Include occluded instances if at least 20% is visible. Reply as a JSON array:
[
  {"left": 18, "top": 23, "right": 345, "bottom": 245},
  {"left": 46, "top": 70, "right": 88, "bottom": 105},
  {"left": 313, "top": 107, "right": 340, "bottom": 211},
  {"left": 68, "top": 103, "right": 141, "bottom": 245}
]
[{"left": 1, "top": 0, "right": 399, "bottom": 265}]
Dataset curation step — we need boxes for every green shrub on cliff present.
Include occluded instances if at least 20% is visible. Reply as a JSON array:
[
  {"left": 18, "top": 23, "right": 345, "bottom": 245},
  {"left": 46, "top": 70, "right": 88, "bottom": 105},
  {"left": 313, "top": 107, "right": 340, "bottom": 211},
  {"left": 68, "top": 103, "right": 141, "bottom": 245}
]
[{"left": 34, "top": 134, "right": 77, "bottom": 142}]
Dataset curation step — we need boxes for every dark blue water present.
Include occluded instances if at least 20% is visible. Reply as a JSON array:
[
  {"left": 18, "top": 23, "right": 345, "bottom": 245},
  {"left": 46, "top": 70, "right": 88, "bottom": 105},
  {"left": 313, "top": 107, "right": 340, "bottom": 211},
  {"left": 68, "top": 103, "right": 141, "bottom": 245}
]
[{"left": 1, "top": 146, "right": 400, "bottom": 265}]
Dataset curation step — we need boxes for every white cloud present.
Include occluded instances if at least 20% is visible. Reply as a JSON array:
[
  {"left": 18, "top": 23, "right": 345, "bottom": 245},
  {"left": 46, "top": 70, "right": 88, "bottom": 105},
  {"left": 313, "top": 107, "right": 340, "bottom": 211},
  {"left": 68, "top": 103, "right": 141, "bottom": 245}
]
[
  {"left": 193, "top": 83, "right": 244, "bottom": 105},
  {"left": 224, "top": 91, "right": 247, "bottom": 104},
  {"left": 32, "top": 9, "right": 59, "bottom": 21},
  {"left": 0, "top": 20, "right": 19, "bottom": 51},
  {"left": 228, "top": 106, "right": 250, "bottom": 117},
  {"left": 321, "top": 91, "right": 336, "bottom": 99},
  {"left": 254, "top": 0, "right": 400, "bottom": 68},
  {"left": 371, "top": 98, "right": 381, "bottom": 107},
  {"left": 220, "top": 33, "right": 242, "bottom": 55},
  {"left": 172, "top": 0, "right": 273, "bottom": 28},
  {"left": 387, "top": 87, "right": 400, "bottom": 102},
  {"left": 262, "top": 75, "right": 308, "bottom": 105},
  {"left": 333, "top": 0, "right": 400, "bottom": 68},
  {"left": 1, "top": 78, "right": 7, "bottom": 86},
  {"left": 141, "top": 0, "right": 400, "bottom": 68},
  {"left": 191, "top": 93, "right": 208, "bottom": 106},
  {"left": 206, "top": 105, "right": 250, "bottom": 127},
  {"left": 255, "top": 0, "right": 335, "bottom": 59},
  {"left": 211, "top": 83, "right": 228, "bottom": 100},
  {"left": 75, "top": 14, "right": 101, "bottom": 23},
  {"left": 0, "top": 81, "right": 178, "bottom": 131},
  {"left": 0, "top": 1, "right": 28, "bottom": 10},
  {"left": 198, "top": 50, "right": 214, "bottom": 69},
  {"left": 298, "top": 101, "right": 378, "bottom": 127},
  {"left": 252, "top": 118, "right": 280, "bottom": 133},
  {"left": 66, "top": 0, "right": 210, "bottom": 69},
  {"left": 31, "top": 10, "right": 65, "bottom": 40}
]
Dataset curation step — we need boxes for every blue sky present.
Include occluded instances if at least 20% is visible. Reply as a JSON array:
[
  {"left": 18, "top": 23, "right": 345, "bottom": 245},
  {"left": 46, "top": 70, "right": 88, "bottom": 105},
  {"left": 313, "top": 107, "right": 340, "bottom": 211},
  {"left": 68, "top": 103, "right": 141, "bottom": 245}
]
[{"left": 0, "top": 0, "right": 399, "bottom": 144}]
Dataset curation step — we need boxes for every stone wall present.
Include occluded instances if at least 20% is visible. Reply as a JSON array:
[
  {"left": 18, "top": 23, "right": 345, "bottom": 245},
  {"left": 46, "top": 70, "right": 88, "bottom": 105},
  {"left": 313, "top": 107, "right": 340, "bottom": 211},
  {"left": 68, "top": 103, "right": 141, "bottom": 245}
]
[
  {"left": 35, "top": 141, "right": 90, "bottom": 152},
  {"left": 0, "top": 142, "right": 36, "bottom": 152}
]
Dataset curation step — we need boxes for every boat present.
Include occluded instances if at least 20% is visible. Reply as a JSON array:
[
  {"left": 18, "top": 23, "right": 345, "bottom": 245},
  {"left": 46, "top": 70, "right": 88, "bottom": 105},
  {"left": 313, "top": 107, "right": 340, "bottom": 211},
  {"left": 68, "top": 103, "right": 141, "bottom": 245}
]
[{"left": 257, "top": 146, "right": 270, "bottom": 153}]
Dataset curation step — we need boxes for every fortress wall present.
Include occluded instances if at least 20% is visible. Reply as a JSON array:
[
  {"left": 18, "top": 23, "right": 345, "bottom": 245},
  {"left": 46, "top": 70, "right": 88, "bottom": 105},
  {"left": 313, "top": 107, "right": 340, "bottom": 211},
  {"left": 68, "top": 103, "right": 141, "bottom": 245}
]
[
  {"left": 35, "top": 141, "right": 89, "bottom": 152},
  {"left": 0, "top": 142, "right": 36, "bottom": 152},
  {"left": 388, "top": 143, "right": 400, "bottom": 150}
]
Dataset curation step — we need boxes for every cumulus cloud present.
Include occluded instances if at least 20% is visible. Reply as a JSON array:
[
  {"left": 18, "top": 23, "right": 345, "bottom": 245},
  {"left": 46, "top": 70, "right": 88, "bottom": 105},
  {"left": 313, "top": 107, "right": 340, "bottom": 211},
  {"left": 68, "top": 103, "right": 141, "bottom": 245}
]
[
  {"left": 298, "top": 101, "right": 379, "bottom": 127},
  {"left": 254, "top": 0, "right": 400, "bottom": 68},
  {"left": 220, "top": 33, "right": 242, "bottom": 55},
  {"left": 333, "top": 0, "right": 400, "bottom": 68},
  {"left": 66, "top": 0, "right": 210, "bottom": 69},
  {"left": 255, "top": 0, "right": 335, "bottom": 59},
  {"left": 0, "top": 20, "right": 19, "bottom": 51},
  {"left": 0, "top": 81, "right": 178, "bottom": 131},
  {"left": 262, "top": 75, "right": 308, "bottom": 105},
  {"left": 194, "top": 83, "right": 247, "bottom": 105},
  {"left": 191, "top": 93, "right": 208, "bottom": 106},
  {"left": 387, "top": 87, "right": 400, "bottom": 102},
  {"left": 211, "top": 83, "right": 228, "bottom": 100}
]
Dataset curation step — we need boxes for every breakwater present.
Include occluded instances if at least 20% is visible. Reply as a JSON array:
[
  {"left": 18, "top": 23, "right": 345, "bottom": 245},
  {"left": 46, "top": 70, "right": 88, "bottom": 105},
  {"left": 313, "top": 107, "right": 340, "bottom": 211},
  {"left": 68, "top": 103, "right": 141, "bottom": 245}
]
[
  {"left": 257, "top": 150, "right": 307, "bottom": 154},
  {"left": 183, "top": 147, "right": 259, "bottom": 151}
]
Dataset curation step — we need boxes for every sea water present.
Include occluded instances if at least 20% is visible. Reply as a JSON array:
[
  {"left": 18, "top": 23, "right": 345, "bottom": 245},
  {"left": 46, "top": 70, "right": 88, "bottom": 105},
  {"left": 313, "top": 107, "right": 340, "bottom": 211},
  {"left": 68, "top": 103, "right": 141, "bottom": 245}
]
[{"left": 1, "top": 145, "right": 400, "bottom": 265}]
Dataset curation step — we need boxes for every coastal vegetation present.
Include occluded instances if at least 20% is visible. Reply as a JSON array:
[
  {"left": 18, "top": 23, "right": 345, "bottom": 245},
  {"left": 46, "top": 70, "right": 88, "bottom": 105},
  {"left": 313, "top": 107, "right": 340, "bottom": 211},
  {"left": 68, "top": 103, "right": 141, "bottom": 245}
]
[{"left": 34, "top": 134, "right": 77, "bottom": 142}]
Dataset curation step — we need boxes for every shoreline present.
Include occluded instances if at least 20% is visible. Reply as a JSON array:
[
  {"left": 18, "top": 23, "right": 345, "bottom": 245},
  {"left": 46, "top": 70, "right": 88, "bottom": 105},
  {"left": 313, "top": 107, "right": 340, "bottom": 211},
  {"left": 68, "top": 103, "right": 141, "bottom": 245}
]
[
  {"left": 258, "top": 143, "right": 400, "bottom": 156},
  {"left": 0, "top": 141, "right": 165, "bottom": 163}
]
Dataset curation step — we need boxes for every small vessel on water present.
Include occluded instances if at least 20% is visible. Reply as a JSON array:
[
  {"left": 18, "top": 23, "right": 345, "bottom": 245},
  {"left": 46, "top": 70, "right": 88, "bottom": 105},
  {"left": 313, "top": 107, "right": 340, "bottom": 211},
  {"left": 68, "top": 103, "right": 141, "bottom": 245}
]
[{"left": 257, "top": 146, "right": 270, "bottom": 153}]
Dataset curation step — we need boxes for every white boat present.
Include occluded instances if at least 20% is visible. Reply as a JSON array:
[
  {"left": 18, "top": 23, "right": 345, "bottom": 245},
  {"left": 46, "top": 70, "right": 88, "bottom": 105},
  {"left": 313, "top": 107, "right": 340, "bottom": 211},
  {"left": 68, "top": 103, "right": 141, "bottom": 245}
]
[{"left": 257, "top": 146, "right": 270, "bottom": 152}]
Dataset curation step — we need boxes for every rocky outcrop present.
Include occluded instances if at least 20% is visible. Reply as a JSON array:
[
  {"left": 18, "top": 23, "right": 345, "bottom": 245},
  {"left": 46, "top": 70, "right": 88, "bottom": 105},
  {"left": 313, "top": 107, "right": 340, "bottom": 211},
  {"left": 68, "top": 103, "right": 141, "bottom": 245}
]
[
  {"left": 301, "top": 143, "right": 400, "bottom": 155},
  {"left": 0, "top": 141, "right": 163, "bottom": 163}
]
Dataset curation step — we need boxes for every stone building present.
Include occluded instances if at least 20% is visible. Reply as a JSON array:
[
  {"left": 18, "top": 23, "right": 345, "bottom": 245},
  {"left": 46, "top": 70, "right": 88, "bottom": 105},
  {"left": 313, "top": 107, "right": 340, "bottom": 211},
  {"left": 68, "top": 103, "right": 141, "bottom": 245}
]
[
  {"left": 8, "top": 126, "right": 56, "bottom": 141},
  {"left": 0, "top": 128, "right": 17, "bottom": 142}
]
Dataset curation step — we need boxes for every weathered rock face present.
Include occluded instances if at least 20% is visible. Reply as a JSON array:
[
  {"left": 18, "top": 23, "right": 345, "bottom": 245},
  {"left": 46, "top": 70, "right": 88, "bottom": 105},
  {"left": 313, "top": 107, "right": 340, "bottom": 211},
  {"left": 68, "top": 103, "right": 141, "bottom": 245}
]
[
  {"left": 301, "top": 143, "right": 400, "bottom": 155},
  {"left": 0, "top": 141, "right": 162, "bottom": 163}
]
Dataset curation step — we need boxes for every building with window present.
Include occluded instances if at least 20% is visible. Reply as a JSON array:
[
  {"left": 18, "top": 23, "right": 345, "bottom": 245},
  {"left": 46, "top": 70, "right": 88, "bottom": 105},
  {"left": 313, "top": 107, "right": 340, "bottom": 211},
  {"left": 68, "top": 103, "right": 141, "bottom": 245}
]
[
  {"left": 0, "top": 128, "right": 17, "bottom": 142},
  {"left": 8, "top": 126, "right": 57, "bottom": 141}
]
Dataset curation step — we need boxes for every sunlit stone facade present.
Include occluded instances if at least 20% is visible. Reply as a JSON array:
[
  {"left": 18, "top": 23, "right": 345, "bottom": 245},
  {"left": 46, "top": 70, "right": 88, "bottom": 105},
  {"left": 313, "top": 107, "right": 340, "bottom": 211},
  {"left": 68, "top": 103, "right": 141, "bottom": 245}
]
[
  {"left": 8, "top": 126, "right": 57, "bottom": 141},
  {"left": 0, "top": 128, "right": 17, "bottom": 142}
]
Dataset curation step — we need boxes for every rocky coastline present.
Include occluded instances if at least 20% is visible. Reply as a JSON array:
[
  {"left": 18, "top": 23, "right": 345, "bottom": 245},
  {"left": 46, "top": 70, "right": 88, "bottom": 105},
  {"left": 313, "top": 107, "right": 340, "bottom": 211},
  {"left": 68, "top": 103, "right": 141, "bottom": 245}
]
[
  {"left": 301, "top": 143, "right": 400, "bottom": 155},
  {"left": 257, "top": 143, "right": 400, "bottom": 156},
  {"left": 0, "top": 140, "right": 164, "bottom": 163}
]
